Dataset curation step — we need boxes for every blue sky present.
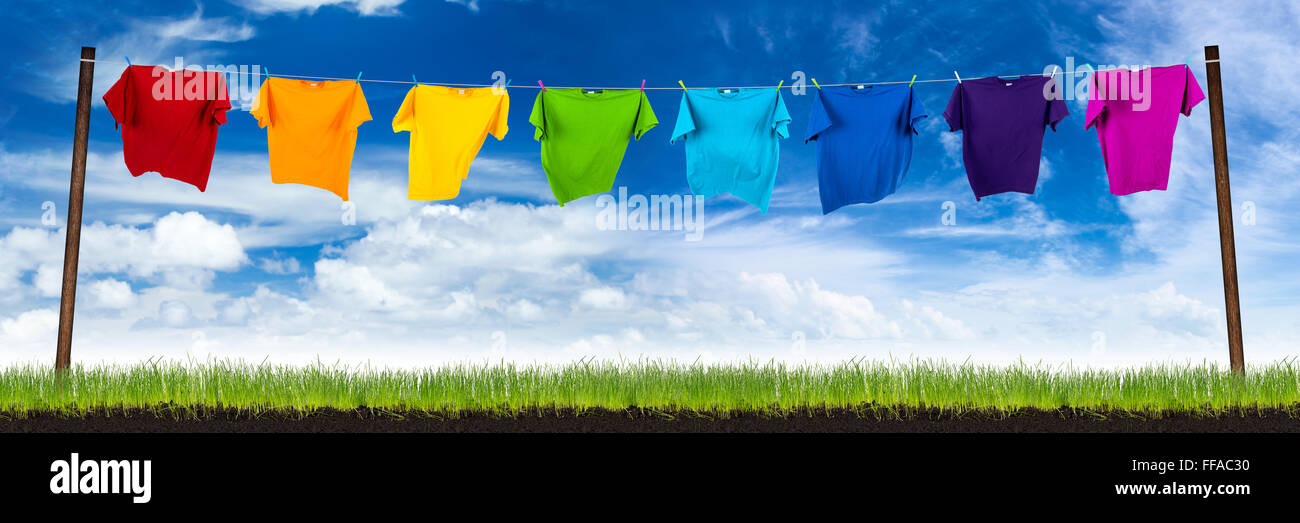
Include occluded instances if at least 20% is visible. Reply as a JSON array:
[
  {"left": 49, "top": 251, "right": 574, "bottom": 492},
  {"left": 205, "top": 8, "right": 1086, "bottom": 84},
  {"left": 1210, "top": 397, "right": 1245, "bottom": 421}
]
[{"left": 0, "top": 0, "right": 1296, "bottom": 367}]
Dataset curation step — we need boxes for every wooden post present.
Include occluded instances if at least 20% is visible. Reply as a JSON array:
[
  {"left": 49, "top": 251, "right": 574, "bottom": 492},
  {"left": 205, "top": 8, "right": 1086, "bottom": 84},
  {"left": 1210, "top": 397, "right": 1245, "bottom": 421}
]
[
  {"left": 55, "top": 46, "right": 95, "bottom": 370},
  {"left": 1203, "top": 45, "right": 1245, "bottom": 375}
]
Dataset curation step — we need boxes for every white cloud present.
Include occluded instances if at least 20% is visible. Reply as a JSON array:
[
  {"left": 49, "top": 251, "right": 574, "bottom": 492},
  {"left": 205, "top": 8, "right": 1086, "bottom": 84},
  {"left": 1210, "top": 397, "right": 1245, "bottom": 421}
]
[
  {"left": 444, "top": 0, "right": 481, "bottom": 13},
  {"left": 22, "top": 8, "right": 257, "bottom": 104},
  {"left": 232, "top": 0, "right": 406, "bottom": 16},
  {"left": 0, "top": 211, "right": 246, "bottom": 308},
  {"left": 90, "top": 278, "right": 137, "bottom": 309},
  {"left": 258, "top": 256, "right": 302, "bottom": 275},
  {"left": 577, "top": 287, "right": 628, "bottom": 311},
  {"left": 0, "top": 309, "right": 58, "bottom": 344},
  {"left": 152, "top": 8, "right": 256, "bottom": 42},
  {"left": 158, "top": 300, "right": 196, "bottom": 328},
  {"left": 34, "top": 264, "right": 62, "bottom": 298}
]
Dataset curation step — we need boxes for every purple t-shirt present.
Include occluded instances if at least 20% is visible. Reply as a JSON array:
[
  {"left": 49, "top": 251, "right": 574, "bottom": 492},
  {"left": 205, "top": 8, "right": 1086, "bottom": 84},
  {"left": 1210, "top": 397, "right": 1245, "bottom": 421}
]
[
  {"left": 942, "top": 76, "right": 1069, "bottom": 200},
  {"left": 1085, "top": 65, "right": 1205, "bottom": 195}
]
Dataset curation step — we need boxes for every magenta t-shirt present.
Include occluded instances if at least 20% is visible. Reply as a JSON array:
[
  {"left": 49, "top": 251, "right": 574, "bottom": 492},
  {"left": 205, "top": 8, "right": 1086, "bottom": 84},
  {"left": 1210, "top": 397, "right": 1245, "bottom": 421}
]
[
  {"left": 943, "top": 75, "right": 1070, "bottom": 201},
  {"left": 1085, "top": 65, "right": 1205, "bottom": 195}
]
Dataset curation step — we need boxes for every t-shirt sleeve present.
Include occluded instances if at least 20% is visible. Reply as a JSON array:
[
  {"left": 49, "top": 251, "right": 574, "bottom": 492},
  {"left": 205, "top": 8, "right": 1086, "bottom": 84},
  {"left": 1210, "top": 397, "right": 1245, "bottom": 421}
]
[
  {"left": 250, "top": 79, "right": 271, "bottom": 129},
  {"left": 803, "top": 91, "right": 831, "bottom": 143},
  {"left": 102, "top": 67, "right": 131, "bottom": 130},
  {"left": 942, "top": 84, "right": 962, "bottom": 132},
  {"left": 1182, "top": 65, "right": 1207, "bottom": 116},
  {"left": 773, "top": 92, "right": 792, "bottom": 139},
  {"left": 907, "top": 86, "right": 928, "bottom": 135},
  {"left": 392, "top": 87, "right": 416, "bottom": 133},
  {"left": 1084, "top": 72, "right": 1106, "bottom": 130},
  {"left": 351, "top": 84, "right": 373, "bottom": 128},
  {"left": 529, "top": 91, "right": 546, "bottom": 141},
  {"left": 209, "top": 73, "right": 231, "bottom": 125},
  {"left": 489, "top": 92, "right": 509, "bottom": 140},
  {"left": 1046, "top": 78, "right": 1070, "bottom": 132},
  {"left": 669, "top": 93, "right": 695, "bottom": 145},
  {"left": 632, "top": 91, "right": 658, "bottom": 141}
]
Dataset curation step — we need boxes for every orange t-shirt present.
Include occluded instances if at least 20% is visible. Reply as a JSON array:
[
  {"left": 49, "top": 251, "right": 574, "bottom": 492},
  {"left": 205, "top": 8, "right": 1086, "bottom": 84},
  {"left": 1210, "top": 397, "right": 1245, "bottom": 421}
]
[{"left": 251, "top": 78, "right": 372, "bottom": 200}]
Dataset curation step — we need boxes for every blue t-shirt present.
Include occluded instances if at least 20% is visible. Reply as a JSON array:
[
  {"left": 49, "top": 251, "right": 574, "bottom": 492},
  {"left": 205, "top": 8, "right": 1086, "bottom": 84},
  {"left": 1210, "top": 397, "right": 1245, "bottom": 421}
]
[
  {"left": 670, "top": 89, "right": 791, "bottom": 213},
  {"left": 805, "top": 85, "right": 928, "bottom": 213}
]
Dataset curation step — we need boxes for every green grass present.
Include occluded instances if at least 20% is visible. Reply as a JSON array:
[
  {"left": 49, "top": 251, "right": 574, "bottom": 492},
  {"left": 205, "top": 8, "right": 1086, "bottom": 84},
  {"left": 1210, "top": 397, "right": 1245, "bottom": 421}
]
[{"left": 2, "top": 358, "right": 1299, "bottom": 418}]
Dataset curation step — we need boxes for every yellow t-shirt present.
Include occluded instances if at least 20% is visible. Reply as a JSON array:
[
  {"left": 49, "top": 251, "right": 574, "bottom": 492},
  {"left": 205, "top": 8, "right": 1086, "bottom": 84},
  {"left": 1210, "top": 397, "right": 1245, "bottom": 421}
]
[
  {"left": 251, "top": 78, "right": 372, "bottom": 201},
  {"left": 392, "top": 85, "right": 509, "bottom": 200}
]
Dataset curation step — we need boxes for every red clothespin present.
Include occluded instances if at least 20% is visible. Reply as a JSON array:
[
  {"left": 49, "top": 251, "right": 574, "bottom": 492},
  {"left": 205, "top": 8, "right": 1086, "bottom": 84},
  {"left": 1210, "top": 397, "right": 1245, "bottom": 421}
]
[{"left": 538, "top": 80, "right": 546, "bottom": 91}]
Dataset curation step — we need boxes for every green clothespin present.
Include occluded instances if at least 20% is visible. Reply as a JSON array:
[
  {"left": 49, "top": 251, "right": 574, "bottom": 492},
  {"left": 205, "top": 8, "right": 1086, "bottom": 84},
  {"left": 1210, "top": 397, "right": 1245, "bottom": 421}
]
[
  {"left": 776, "top": 80, "right": 784, "bottom": 91},
  {"left": 811, "top": 78, "right": 821, "bottom": 90},
  {"left": 678, "top": 80, "right": 687, "bottom": 91},
  {"left": 909, "top": 74, "right": 916, "bottom": 87}
]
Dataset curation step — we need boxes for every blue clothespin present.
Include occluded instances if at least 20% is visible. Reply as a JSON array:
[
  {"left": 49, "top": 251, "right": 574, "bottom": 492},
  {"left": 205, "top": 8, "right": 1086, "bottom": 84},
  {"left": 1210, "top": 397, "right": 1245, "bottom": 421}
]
[
  {"left": 124, "top": 56, "right": 132, "bottom": 67},
  {"left": 412, "top": 74, "right": 417, "bottom": 85},
  {"left": 356, "top": 71, "right": 363, "bottom": 83},
  {"left": 1185, "top": 55, "right": 1193, "bottom": 69},
  {"left": 263, "top": 66, "right": 270, "bottom": 77}
]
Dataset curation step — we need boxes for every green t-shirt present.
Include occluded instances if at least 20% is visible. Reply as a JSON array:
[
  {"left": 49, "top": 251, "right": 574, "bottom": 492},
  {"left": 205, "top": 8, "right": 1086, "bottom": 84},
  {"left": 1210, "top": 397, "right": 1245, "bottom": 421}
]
[{"left": 528, "top": 88, "right": 658, "bottom": 205}]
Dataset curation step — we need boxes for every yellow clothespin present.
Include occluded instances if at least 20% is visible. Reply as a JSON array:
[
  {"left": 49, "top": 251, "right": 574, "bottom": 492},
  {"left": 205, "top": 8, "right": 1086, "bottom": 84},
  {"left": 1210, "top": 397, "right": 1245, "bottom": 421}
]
[
  {"left": 811, "top": 78, "right": 821, "bottom": 90},
  {"left": 678, "top": 80, "right": 687, "bottom": 91},
  {"left": 776, "top": 80, "right": 784, "bottom": 91},
  {"left": 909, "top": 74, "right": 917, "bottom": 87}
]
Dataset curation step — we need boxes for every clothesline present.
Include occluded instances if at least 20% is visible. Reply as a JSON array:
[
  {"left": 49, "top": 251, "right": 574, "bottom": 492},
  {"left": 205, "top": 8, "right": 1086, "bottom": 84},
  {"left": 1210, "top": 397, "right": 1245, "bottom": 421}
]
[{"left": 78, "top": 57, "right": 1221, "bottom": 91}]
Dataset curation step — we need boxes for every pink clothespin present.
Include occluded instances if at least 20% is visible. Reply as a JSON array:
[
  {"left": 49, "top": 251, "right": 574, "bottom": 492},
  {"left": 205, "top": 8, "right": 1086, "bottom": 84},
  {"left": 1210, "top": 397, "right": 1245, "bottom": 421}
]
[
  {"left": 640, "top": 79, "right": 645, "bottom": 92},
  {"left": 538, "top": 80, "right": 546, "bottom": 91}
]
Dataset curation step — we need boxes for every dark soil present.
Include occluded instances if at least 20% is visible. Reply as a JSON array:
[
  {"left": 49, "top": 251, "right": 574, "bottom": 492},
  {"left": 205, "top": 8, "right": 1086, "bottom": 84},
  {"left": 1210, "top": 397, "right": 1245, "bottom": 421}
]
[{"left": 4, "top": 406, "right": 1299, "bottom": 432}]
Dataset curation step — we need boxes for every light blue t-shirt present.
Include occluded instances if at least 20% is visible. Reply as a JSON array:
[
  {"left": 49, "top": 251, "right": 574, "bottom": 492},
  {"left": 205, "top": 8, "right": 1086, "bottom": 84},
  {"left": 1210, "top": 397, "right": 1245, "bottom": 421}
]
[
  {"left": 805, "top": 85, "right": 928, "bottom": 213},
  {"left": 670, "top": 89, "right": 791, "bottom": 212}
]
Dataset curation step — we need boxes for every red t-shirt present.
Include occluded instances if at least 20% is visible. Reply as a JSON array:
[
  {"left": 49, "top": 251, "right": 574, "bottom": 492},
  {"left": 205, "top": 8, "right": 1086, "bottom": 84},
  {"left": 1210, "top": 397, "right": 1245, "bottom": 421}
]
[{"left": 103, "top": 65, "right": 232, "bottom": 191}]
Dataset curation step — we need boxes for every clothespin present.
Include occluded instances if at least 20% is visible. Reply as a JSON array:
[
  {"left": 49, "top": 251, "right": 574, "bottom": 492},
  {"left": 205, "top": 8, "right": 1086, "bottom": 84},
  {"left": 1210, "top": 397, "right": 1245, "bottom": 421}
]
[
  {"left": 811, "top": 78, "right": 821, "bottom": 90},
  {"left": 954, "top": 70, "right": 962, "bottom": 84},
  {"left": 1049, "top": 65, "right": 1059, "bottom": 79},
  {"left": 1185, "top": 55, "right": 1193, "bottom": 69},
  {"left": 640, "top": 79, "right": 645, "bottom": 92},
  {"left": 776, "top": 80, "right": 784, "bottom": 91},
  {"left": 908, "top": 74, "right": 917, "bottom": 87},
  {"left": 537, "top": 80, "right": 546, "bottom": 91},
  {"left": 412, "top": 74, "right": 418, "bottom": 85},
  {"left": 505, "top": 79, "right": 511, "bottom": 88},
  {"left": 678, "top": 80, "right": 687, "bottom": 91},
  {"left": 124, "top": 56, "right": 132, "bottom": 67},
  {"left": 263, "top": 66, "right": 270, "bottom": 77},
  {"left": 356, "top": 71, "right": 363, "bottom": 83}
]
